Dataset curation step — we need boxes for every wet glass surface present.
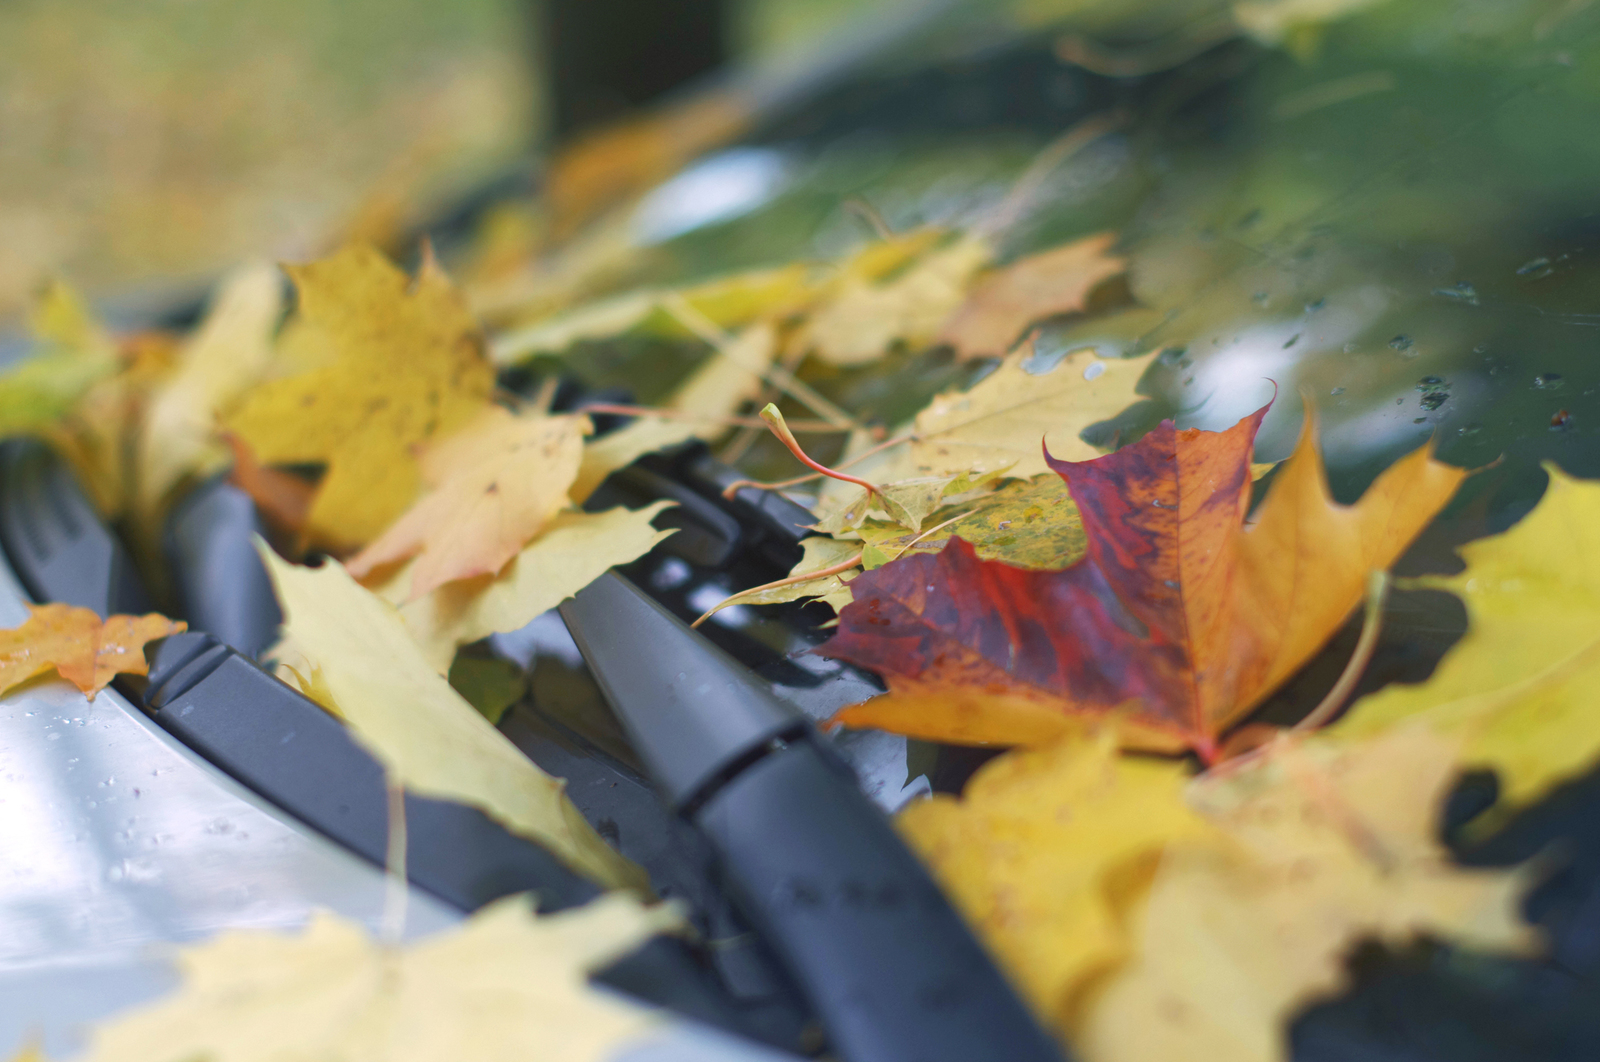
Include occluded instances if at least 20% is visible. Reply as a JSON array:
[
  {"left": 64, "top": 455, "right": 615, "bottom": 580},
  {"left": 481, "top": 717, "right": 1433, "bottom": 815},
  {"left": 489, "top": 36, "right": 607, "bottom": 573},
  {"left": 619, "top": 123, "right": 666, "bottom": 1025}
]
[{"left": 637, "top": 0, "right": 1600, "bottom": 549}]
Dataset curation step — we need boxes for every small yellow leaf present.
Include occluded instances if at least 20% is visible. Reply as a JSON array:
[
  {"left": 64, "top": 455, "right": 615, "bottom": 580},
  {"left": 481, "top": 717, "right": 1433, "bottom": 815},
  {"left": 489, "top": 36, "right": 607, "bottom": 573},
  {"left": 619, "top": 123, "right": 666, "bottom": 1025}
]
[
  {"left": 820, "top": 343, "right": 1154, "bottom": 515},
  {"left": 856, "top": 472, "right": 1086, "bottom": 571},
  {"left": 381, "top": 502, "right": 677, "bottom": 674},
  {"left": 260, "top": 547, "right": 645, "bottom": 892},
  {"left": 74, "top": 892, "right": 680, "bottom": 1062},
  {"left": 347, "top": 408, "right": 592, "bottom": 600},
  {"left": 732, "top": 535, "right": 861, "bottom": 613}
]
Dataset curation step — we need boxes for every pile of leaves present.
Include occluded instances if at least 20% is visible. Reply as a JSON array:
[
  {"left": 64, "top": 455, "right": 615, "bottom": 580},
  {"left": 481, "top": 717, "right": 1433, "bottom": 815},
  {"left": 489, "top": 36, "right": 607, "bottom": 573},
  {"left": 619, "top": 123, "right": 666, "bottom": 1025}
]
[{"left": 4, "top": 1, "right": 1599, "bottom": 1054}]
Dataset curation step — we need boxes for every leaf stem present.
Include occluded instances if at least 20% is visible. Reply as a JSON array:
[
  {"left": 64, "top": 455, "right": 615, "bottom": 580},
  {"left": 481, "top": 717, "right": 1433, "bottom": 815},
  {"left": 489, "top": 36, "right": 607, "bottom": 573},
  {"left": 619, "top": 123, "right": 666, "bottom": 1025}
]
[
  {"left": 380, "top": 774, "right": 409, "bottom": 945},
  {"left": 690, "top": 550, "right": 865, "bottom": 629},
  {"left": 759, "top": 404, "right": 881, "bottom": 497},
  {"left": 720, "top": 432, "right": 914, "bottom": 499},
  {"left": 1295, "top": 570, "right": 1391, "bottom": 734}
]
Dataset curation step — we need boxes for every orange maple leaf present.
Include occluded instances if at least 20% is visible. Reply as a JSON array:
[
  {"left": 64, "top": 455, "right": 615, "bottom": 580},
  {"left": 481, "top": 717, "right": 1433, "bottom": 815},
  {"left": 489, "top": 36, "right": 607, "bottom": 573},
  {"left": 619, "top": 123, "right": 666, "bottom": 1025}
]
[
  {"left": 937, "top": 233, "right": 1127, "bottom": 360},
  {"left": 0, "top": 603, "right": 185, "bottom": 700},
  {"left": 823, "top": 405, "right": 1467, "bottom": 761}
]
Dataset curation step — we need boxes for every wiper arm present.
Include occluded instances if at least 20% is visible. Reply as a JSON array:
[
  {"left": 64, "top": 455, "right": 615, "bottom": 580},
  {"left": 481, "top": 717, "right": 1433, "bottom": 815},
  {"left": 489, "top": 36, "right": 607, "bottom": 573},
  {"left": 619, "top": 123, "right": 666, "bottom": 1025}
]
[{"left": 561, "top": 571, "right": 1068, "bottom": 1062}]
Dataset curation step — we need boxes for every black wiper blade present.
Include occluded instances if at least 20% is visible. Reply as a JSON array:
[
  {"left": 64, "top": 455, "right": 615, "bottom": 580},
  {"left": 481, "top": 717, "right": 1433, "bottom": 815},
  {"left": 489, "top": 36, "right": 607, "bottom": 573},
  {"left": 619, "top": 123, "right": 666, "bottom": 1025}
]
[{"left": 561, "top": 571, "right": 1069, "bottom": 1062}]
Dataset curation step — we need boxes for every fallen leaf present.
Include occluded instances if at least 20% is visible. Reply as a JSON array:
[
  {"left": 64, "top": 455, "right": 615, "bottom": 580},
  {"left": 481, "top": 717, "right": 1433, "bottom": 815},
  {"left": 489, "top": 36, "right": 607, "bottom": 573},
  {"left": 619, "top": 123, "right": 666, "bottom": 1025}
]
[
  {"left": 0, "top": 281, "right": 119, "bottom": 437},
  {"left": 820, "top": 343, "right": 1155, "bottom": 515},
  {"left": 377, "top": 502, "right": 677, "bottom": 673},
  {"left": 823, "top": 406, "right": 1465, "bottom": 757},
  {"left": 857, "top": 472, "right": 1086, "bottom": 570},
  {"left": 346, "top": 408, "right": 591, "bottom": 600},
  {"left": 898, "top": 735, "right": 1217, "bottom": 1034},
  {"left": 136, "top": 262, "right": 282, "bottom": 516},
  {"left": 696, "top": 535, "right": 863, "bottom": 625},
  {"left": 73, "top": 892, "right": 680, "bottom": 1062},
  {"left": 938, "top": 234, "right": 1127, "bottom": 360},
  {"left": 0, "top": 604, "right": 184, "bottom": 699},
  {"left": 261, "top": 547, "right": 645, "bottom": 891},
  {"left": 224, "top": 245, "right": 495, "bottom": 548},
  {"left": 814, "top": 467, "right": 1008, "bottom": 536},
  {"left": 1080, "top": 727, "right": 1534, "bottom": 1062},
  {"left": 570, "top": 417, "right": 699, "bottom": 505},
  {"left": 490, "top": 267, "right": 806, "bottom": 363},
  {"left": 1335, "top": 464, "right": 1600, "bottom": 818},
  {"left": 224, "top": 433, "right": 317, "bottom": 537},
  {"left": 801, "top": 236, "right": 993, "bottom": 366}
]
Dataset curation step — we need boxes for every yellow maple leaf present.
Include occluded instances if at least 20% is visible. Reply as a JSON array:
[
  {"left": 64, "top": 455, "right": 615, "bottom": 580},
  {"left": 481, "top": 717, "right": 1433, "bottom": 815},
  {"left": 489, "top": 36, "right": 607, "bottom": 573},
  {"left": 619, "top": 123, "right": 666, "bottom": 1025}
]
[
  {"left": 1335, "top": 464, "right": 1600, "bottom": 818},
  {"left": 261, "top": 547, "right": 645, "bottom": 892},
  {"left": 817, "top": 342, "right": 1154, "bottom": 516},
  {"left": 224, "top": 245, "right": 495, "bottom": 548},
  {"left": 377, "top": 502, "right": 677, "bottom": 673},
  {"left": 1081, "top": 727, "right": 1534, "bottom": 1062},
  {"left": 898, "top": 735, "right": 1216, "bottom": 1037},
  {"left": 0, "top": 603, "right": 184, "bottom": 699},
  {"left": 346, "top": 407, "right": 591, "bottom": 600},
  {"left": 71, "top": 893, "right": 680, "bottom": 1062}
]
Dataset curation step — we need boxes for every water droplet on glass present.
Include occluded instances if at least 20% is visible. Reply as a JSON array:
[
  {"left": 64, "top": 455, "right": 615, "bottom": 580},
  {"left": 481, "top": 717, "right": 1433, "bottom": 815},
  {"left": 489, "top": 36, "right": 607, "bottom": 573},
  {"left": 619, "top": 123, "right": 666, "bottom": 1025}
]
[
  {"left": 1416, "top": 376, "right": 1447, "bottom": 390},
  {"left": 1535, "top": 373, "right": 1564, "bottom": 390},
  {"left": 1083, "top": 361, "right": 1106, "bottom": 381},
  {"left": 1413, "top": 417, "right": 1428, "bottom": 423},
  {"left": 1458, "top": 423, "right": 1482, "bottom": 436},
  {"left": 1420, "top": 392, "right": 1450, "bottom": 411},
  {"left": 1517, "top": 256, "right": 1553, "bottom": 279},
  {"left": 1282, "top": 334, "right": 1300, "bottom": 349},
  {"left": 1432, "top": 282, "right": 1479, "bottom": 305},
  {"left": 1305, "top": 298, "right": 1325, "bottom": 313},
  {"left": 1330, "top": 387, "right": 1346, "bottom": 396},
  {"left": 1395, "top": 398, "right": 1405, "bottom": 405},
  {"left": 1389, "top": 334, "right": 1414, "bottom": 352},
  {"left": 1252, "top": 291, "right": 1270, "bottom": 307},
  {"left": 1551, "top": 409, "right": 1573, "bottom": 431}
]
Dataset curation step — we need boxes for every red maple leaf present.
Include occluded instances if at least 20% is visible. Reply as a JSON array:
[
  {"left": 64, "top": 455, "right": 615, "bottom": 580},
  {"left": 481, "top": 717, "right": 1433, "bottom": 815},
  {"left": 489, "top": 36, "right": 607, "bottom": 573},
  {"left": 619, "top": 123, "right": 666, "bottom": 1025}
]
[{"left": 820, "top": 405, "right": 1465, "bottom": 760}]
